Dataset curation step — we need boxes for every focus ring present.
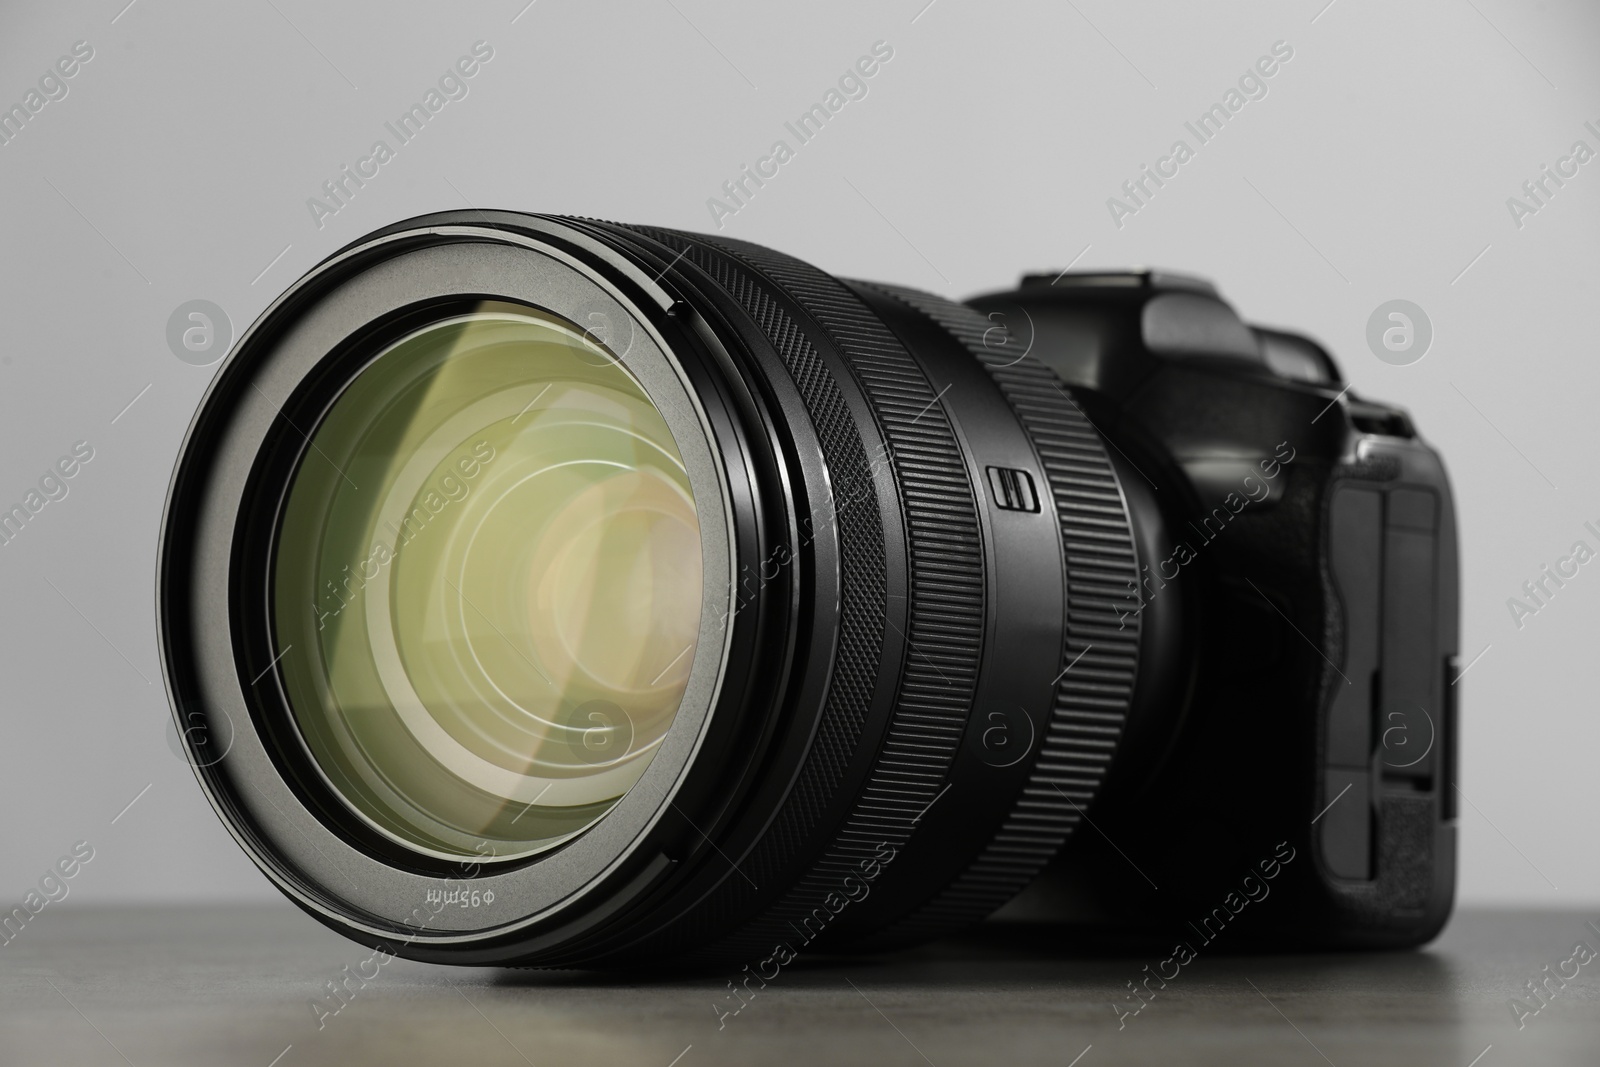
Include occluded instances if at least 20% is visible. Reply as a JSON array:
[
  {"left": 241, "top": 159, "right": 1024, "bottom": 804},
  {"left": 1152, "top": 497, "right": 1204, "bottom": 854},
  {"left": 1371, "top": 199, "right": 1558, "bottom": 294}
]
[
  {"left": 604, "top": 225, "right": 892, "bottom": 959},
  {"left": 629, "top": 227, "right": 985, "bottom": 963},
  {"left": 863, "top": 283, "right": 1143, "bottom": 941}
]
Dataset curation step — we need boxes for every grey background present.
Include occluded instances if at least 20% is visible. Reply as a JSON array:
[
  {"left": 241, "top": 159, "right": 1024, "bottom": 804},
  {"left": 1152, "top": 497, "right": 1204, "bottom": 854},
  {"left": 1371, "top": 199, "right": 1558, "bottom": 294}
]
[{"left": 0, "top": 0, "right": 1595, "bottom": 913}]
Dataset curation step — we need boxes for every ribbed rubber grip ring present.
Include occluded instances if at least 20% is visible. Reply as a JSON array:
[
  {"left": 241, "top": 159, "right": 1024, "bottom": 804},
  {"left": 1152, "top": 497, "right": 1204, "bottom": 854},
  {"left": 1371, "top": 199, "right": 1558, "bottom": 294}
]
[
  {"left": 614, "top": 227, "right": 985, "bottom": 963},
  {"left": 862, "top": 282, "right": 1143, "bottom": 942}
]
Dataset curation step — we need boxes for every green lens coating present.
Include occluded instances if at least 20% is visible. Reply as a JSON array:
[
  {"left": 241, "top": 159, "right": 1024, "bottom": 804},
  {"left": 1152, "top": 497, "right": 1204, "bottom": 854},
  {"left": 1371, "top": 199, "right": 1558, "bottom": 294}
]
[{"left": 272, "top": 303, "right": 703, "bottom": 861}]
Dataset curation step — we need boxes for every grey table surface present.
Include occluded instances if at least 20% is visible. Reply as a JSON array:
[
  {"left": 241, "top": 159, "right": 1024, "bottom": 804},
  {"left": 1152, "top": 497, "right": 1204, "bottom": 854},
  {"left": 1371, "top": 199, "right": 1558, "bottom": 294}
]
[{"left": 1, "top": 905, "right": 1596, "bottom": 1066}]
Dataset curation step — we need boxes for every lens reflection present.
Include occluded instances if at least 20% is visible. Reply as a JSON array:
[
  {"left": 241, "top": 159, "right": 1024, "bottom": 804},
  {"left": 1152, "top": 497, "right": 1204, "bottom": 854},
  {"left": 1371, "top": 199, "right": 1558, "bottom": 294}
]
[{"left": 272, "top": 302, "right": 702, "bottom": 860}]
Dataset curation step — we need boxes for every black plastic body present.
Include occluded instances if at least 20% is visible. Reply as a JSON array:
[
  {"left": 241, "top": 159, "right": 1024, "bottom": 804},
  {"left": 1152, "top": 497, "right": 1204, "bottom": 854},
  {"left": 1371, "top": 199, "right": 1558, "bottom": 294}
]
[
  {"left": 969, "top": 271, "right": 1459, "bottom": 950},
  {"left": 160, "top": 214, "right": 1458, "bottom": 970}
]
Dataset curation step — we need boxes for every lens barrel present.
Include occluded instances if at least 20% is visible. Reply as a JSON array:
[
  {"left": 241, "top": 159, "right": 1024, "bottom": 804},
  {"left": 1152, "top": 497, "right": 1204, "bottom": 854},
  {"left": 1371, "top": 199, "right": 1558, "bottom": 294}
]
[{"left": 160, "top": 212, "right": 1158, "bottom": 967}]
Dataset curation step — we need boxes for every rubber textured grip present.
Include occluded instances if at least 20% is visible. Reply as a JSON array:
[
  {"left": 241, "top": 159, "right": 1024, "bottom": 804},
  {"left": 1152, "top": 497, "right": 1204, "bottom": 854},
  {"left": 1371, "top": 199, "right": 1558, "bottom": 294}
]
[
  {"left": 861, "top": 282, "right": 1143, "bottom": 942},
  {"left": 619, "top": 227, "right": 986, "bottom": 964}
]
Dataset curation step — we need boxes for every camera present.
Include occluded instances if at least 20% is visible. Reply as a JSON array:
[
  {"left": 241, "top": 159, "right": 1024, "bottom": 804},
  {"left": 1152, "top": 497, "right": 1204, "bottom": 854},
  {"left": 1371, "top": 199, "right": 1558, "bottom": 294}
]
[{"left": 159, "top": 212, "right": 1457, "bottom": 968}]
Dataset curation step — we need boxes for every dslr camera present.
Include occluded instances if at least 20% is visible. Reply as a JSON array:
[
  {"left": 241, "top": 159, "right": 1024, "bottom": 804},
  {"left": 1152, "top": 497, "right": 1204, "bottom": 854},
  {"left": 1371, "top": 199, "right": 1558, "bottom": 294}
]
[{"left": 160, "top": 213, "right": 1457, "bottom": 967}]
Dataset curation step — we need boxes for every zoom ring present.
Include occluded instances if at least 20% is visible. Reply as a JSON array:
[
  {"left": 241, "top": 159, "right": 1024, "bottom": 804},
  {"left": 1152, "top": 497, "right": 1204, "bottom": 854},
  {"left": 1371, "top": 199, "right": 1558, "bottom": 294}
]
[
  {"left": 862, "top": 283, "right": 1144, "bottom": 942},
  {"left": 619, "top": 227, "right": 985, "bottom": 964}
]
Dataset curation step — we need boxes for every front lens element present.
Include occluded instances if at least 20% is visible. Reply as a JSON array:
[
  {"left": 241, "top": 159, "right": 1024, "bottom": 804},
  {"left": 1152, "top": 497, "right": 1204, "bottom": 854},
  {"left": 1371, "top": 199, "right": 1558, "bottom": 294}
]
[{"left": 272, "top": 303, "right": 703, "bottom": 861}]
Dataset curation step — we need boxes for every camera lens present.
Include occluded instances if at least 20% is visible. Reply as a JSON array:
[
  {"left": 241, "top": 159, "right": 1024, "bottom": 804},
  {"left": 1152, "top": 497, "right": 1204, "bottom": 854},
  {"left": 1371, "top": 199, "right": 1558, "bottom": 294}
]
[
  {"left": 161, "top": 212, "right": 1173, "bottom": 967},
  {"left": 272, "top": 303, "right": 705, "bottom": 862}
]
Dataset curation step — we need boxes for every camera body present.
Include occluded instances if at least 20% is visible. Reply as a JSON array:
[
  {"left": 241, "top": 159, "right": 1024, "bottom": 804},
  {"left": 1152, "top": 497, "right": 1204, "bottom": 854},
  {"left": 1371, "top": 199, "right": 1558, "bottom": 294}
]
[{"left": 969, "top": 271, "right": 1459, "bottom": 949}]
